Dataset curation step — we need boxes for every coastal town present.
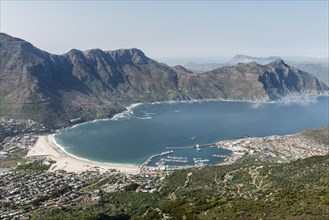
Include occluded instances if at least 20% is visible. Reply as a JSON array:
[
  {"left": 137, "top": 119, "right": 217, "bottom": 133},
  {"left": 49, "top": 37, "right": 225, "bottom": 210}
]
[
  {"left": 0, "top": 167, "right": 153, "bottom": 218},
  {"left": 1, "top": 117, "right": 328, "bottom": 218},
  {"left": 0, "top": 168, "right": 164, "bottom": 219},
  {"left": 217, "top": 133, "right": 329, "bottom": 164}
]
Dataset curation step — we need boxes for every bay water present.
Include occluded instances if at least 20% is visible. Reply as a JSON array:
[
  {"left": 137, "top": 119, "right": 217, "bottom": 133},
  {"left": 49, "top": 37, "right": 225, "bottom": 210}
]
[{"left": 55, "top": 97, "right": 329, "bottom": 166}]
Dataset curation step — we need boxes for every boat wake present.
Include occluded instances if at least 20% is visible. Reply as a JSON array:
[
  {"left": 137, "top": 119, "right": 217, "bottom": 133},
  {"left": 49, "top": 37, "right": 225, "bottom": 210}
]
[
  {"left": 141, "top": 111, "right": 155, "bottom": 116},
  {"left": 133, "top": 116, "right": 152, "bottom": 120},
  {"left": 112, "top": 103, "right": 143, "bottom": 120},
  {"left": 112, "top": 110, "right": 134, "bottom": 120}
]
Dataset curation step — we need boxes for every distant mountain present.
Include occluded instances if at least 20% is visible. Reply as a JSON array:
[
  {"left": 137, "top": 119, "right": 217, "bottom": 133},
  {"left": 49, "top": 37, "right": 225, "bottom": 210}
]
[
  {"left": 0, "top": 33, "right": 327, "bottom": 125},
  {"left": 229, "top": 54, "right": 281, "bottom": 65},
  {"left": 186, "top": 60, "right": 328, "bottom": 101},
  {"left": 184, "top": 55, "right": 329, "bottom": 85},
  {"left": 228, "top": 55, "right": 329, "bottom": 85},
  {"left": 183, "top": 62, "right": 224, "bottom": 73}
]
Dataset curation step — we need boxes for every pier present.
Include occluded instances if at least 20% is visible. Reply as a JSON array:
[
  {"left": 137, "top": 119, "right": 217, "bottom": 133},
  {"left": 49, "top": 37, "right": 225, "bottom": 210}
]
[
  {"left": 165, "top": 146, "right": 194, "bottom": 149},
  {"left": 165, "top": 142, "right": 217, "bottom": 150},
  {"left": 140, "top": 151, "right": 173, "bottom": 172}
]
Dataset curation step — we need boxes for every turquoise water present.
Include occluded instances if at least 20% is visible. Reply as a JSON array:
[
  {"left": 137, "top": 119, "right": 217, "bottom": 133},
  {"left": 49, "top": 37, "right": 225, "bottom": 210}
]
[{"left": 55, "top": 97, "right": 329, "bottom": 166}]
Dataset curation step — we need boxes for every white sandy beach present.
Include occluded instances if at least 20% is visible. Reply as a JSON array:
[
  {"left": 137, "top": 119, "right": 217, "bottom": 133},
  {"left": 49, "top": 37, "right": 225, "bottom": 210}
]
[{"left": 26, "top": 135, "right": 140, "bottom": 174}]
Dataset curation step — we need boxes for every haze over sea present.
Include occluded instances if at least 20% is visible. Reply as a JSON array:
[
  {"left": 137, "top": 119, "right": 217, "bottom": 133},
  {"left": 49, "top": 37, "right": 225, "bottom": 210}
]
[{"left": 55, "top": 97, "right": 329, "bottom": 166}]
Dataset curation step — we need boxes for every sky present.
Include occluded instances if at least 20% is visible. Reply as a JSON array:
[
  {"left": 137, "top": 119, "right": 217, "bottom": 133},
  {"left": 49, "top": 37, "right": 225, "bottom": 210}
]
[{"left": 1, "top": 1, "right": 328, "bottom": 64}]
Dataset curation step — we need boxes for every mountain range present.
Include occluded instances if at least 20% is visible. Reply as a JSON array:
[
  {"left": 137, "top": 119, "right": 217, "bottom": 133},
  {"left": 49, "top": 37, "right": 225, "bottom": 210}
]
[
  {"left": 0, "top": 33, "right": 328, "bottom": 126},
  {"left": 229, "top": 54, "right": 282, "bottom": 65},
  {"left": 184, "top": 54, "right": 329, "bottom": 84}
]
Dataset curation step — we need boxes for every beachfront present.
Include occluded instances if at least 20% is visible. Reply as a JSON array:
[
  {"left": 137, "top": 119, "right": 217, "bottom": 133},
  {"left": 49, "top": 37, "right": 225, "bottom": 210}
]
[{"left": 26, "top": 135, "right": 140, "bottom": 174}]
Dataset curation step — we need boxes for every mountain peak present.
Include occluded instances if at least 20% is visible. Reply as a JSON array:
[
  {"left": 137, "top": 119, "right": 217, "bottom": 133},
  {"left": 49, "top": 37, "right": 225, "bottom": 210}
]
[
  {"left": 66, "top": 49, "right": 85, "bottom": 60},
  {"left": 232, "top": 54, "right": 250, "bottom": 59},
  {"left": 0, "top": 32, "right": 49, "bottom": 59},
  {"left": 172, "top": 65, "right": 194, "bottom": 74},
  {"left": 269, "top": 59, "right": 288, "bottom": 67},
  {"left": 107, "top": 48, "right": 150, "bottom": 65},
  {"left": 68, "top": 48, "right": 82, "bottom": 54},
  {"left": 110, "top": 48, "right": 146, "bottom": 57},
  {"left": 0, "top": 32, "right": 25, "bottom": 43},
  {"left": 0, "top": 32, "right": 34, "bottom": 50}
]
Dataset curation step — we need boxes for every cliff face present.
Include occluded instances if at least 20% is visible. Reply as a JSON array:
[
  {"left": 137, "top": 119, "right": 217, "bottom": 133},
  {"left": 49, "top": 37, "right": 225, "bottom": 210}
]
[
  {"left": 1, "top": 33, "right": 327, "bottom": 125},
  {"left": 259, "top": 60, "right": 327, "bottom": 99}
]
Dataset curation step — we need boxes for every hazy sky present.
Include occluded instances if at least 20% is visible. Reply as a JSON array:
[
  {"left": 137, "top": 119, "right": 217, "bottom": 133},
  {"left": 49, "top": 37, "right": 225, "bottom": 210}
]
[{"left": 1, "top": 1, "right": 328, "bottom": 63}]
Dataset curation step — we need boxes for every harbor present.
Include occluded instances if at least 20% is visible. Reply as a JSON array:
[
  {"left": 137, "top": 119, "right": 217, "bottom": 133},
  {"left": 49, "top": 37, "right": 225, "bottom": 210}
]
[
  {"left": 140, "top": 143, "right": 232, "bottom": 172},
  {"left": 139, "top": 150, "right": 173, "bottom": 172}
]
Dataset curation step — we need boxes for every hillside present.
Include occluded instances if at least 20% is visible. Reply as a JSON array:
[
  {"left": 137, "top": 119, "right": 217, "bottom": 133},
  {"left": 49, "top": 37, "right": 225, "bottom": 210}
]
[
  {"left": 292, "top": 62, "right": 329, "bottom": 85},
  {"left": 185, "top": 55, "right": 328, "bottom": 85},
  {"left": 229, "top": 55, "right": 329, "bottom": 85},
  {"left": 1, "top": 33, "right": 328, "bottom": 126},
  {"left": 29, "top": 127, "right": 329, "bottom": 219}
]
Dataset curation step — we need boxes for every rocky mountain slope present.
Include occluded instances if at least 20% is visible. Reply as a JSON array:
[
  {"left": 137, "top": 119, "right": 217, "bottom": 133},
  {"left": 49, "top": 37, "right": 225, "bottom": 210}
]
[
  {"left": 229, "top": 55, "right": 329, "bottom": 85},
  {"left": 292, "top": 62, "right": 329, "bottom": 85},
  {"left": 181, "top": 60, "right": 327, "bottom": 100},
  {"left": 186, "top": 55, "right": 328, "bottom": 84},
  {"left": 1, "top": 33, "right": 328, "bottom": 125}
]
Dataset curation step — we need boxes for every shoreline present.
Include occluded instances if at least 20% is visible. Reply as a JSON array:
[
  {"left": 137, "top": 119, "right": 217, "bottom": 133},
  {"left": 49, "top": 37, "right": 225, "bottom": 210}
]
[
  {"left": 57, "top": 94, "right": 327, "bottom": 132},
  {"left": 49, "top": 134, "right": 139, "bottom": 168},
  {"left": 27, "top": 95, "right": 327, "bottom": 174},
  {"left": 28, "top": 133, "right": 235, "bottom": 174},
  {"left": 26, "top": 135, "right": 140, "bottom": 174},
  {"left": 145, "top": 93, "right": 327, "bottom": 106},
  {"left": 116, "top": 94, "right": 326, "bottom": 121}
]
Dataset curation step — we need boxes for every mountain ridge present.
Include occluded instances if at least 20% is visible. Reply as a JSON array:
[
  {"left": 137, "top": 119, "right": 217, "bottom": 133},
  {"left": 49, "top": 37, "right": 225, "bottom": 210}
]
[
  {"left": 184, "top": 54, "right": 329, "bottom": 84},
  {"left": 1, "top": 33, "right": 328, "bottom": 126}
]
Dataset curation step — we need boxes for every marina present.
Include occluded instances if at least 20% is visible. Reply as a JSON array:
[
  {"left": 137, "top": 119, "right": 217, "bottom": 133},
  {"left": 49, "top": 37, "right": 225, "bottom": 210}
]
[
  {"left": 140, "top": 143, "right": 232, "bottom": 172},
  {"left": 139, "top": 150, "right": 173, "bottom": 171}
]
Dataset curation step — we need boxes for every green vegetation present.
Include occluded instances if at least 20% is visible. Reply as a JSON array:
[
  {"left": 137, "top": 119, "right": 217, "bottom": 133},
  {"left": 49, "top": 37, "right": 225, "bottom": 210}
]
[
  {"left": 301, "top": 126, "right": 329, "bottom": 146},
  {"left": 81, "top": 175, "right": 118, "bottom": 193},
  {"left": 30, "top": 154, "right": 329, "bottom": 219},
  {"left": 0, "top": 123, "right": 26, "bottom": 144},
  {"left": 124, "top": 183, "right": 139, "bottom": 192},
  {"left": 30, "top": 186, "right": 72, "bottom": 207},
  {"left": 0, "top": 148, "right": 28, "bottom": 168},
  {"left": 15, "top": 160, "right": 51, "bottom": 173},
  {"left": 6, "top": 148, "right": 28, "bottom": 160}
]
